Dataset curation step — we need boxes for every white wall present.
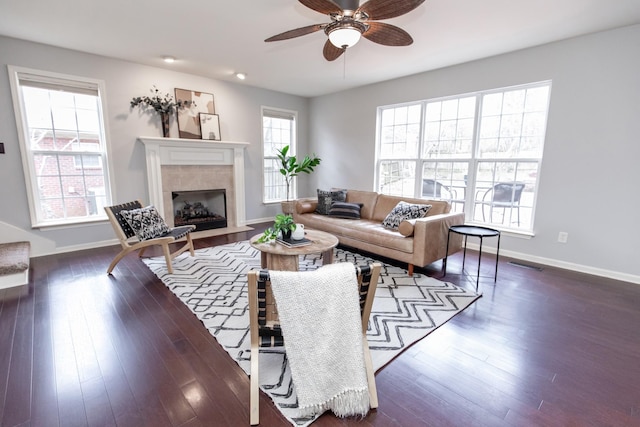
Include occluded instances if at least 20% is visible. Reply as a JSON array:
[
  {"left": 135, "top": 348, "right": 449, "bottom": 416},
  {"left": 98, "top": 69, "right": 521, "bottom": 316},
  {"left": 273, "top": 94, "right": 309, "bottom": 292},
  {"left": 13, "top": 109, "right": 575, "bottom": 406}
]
[
  {"left": 308, "top": 24, "right": 640, "bottom": 283},
  {"left": 0, "top": 36, "right": 310, "bottom": 256}
]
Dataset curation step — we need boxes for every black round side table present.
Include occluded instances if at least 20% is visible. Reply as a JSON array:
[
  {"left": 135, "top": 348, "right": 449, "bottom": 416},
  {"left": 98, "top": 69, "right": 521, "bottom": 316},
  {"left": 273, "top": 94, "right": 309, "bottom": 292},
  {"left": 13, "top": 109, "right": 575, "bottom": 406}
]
[{"left": 443, "top": 225, "right": 501, "bottom": 292}]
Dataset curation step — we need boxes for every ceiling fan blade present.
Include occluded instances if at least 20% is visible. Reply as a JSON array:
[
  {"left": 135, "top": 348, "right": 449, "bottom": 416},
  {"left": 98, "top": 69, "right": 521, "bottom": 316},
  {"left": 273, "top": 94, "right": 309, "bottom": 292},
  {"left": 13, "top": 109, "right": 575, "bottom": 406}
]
[
  {"left": 299, "top": 0, "right": 343, "bottom": 15},
  {"left": 323, "top": 40, "right": 346, "bottom": 61},
  {"left": 357, "top": 0, "right": 425, "bottom": 20},
  {"left": 265, "top": 24, "right": 325, "bottom": 42},
  {"left": 363, "top": 22, "right": 413, "bottom": 46}
]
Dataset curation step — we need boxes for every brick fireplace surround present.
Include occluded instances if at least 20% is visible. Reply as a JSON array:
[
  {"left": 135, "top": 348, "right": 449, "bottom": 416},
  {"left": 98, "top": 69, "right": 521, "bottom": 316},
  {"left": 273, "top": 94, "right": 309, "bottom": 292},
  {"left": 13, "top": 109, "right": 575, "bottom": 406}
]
[{"left": 138, "top": 137, "right": 251, "bottom": 236}]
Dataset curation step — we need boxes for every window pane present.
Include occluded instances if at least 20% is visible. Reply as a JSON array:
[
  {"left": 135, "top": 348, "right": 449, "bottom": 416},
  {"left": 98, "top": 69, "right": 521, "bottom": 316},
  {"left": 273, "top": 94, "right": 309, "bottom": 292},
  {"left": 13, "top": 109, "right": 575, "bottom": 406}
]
[
  {"left": 263, "top": 158, "right": 286, "bottom": 202},
  {"left": 472, "top": 161, "right": 539, "bottom": 229},
  {"left": 378, "top": 160, "right": 415, "bottom": 197},
  {"left": 524, "top": 86, "right": 550, "bottom": 111},
  {"left": 421, "top": 161, "right": 469, "bottom": 212},
  {"left": 479, "top": 85, "right": 550, "bottom": 160},
  {"left": 22, "top": 87, "right": 53, "bottom": 129},
  {"left": 422, "top": 97, "right": 475, "bottom": 159},
  {"left": 379, "top": 103, "right": 421, "bottom": 159}
]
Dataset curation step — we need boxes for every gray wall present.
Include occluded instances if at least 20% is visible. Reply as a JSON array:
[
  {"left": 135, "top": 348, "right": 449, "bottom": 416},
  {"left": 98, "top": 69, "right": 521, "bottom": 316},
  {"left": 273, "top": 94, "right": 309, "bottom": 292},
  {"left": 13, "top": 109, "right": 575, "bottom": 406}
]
[
  {"left": 0, "top": 36, "right": 310, "bottom": 255},
  {"left": 1, "top": 25, "right": 638, "bottom": 283},
  {"left": 308, "top": 24, "right": 640, "bottom": 283}
]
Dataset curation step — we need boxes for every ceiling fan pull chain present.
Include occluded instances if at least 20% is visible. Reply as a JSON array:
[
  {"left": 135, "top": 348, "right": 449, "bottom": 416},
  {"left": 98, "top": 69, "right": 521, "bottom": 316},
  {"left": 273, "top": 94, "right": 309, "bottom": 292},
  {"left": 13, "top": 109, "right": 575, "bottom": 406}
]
[{"left": 343, "top": 49, "right": 347, "bottom": 79}]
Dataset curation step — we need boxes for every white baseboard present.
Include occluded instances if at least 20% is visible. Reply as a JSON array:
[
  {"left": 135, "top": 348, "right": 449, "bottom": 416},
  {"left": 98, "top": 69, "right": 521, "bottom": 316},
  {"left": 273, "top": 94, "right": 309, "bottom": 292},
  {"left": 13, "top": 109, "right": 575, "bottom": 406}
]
[{"left": 464, "top": 242, "right": 640, "bottom": 285}]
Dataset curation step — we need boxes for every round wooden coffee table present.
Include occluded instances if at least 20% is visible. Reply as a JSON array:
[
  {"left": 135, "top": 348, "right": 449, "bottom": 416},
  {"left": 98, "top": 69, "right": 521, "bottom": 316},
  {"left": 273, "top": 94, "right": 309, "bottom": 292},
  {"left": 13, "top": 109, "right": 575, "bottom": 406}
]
[{"left": 249, "top": 229, "right": 339, "bottom": 271}]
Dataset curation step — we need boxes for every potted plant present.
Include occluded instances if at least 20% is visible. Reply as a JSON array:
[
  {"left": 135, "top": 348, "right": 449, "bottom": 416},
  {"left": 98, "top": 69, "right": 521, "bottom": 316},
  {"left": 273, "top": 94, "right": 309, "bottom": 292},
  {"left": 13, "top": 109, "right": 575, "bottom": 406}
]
[
  {"left": 277, "top": 145, "right": 321, "bottom": 213},
  {"left": 130, "top": 85, "right": 194, "bottom": 137},
  {"left": 256, "top": 213, "right": 297, "bottom": 243}
]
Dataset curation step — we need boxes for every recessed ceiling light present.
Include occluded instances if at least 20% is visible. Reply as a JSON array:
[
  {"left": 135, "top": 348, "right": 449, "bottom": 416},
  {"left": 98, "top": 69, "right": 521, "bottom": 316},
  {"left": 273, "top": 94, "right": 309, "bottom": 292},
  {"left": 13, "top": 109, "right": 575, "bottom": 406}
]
[
  {"left": 163, "top": 56, "right": 176, "bottom": 63},
  {"left": 235, "top": 72, "right": 247, "bottom": 80}
]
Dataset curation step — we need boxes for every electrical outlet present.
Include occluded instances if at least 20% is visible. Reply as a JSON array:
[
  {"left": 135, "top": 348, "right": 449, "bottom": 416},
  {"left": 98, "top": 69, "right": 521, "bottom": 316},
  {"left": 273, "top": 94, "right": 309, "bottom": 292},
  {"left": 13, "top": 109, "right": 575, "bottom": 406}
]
[{"left": 558, "top": 232, "right": 568, "bottom": 243}]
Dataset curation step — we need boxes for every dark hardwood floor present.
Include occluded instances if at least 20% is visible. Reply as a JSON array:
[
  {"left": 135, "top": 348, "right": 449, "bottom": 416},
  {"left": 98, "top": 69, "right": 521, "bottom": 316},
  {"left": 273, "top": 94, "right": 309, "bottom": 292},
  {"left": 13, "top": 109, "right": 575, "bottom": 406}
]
[{"left": 1, "top": 223, "right": 639, "bottom": 427}]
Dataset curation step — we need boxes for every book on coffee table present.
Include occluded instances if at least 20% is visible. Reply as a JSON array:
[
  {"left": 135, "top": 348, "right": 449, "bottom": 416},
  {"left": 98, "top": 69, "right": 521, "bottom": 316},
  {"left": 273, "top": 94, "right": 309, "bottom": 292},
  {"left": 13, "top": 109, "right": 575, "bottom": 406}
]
[{"left": 276, "top": 237, "right": 312, "bottom": 248}]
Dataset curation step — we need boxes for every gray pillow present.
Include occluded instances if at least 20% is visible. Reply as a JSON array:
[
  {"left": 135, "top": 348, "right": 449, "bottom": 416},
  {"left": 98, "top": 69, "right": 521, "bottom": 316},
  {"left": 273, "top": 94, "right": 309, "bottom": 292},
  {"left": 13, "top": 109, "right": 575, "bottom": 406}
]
[
  {"left": 328, "top": 202, "right": 363, "bottom": 219},
  {"left": 315, "top": 189, "right": 347, "bottom": 215}
]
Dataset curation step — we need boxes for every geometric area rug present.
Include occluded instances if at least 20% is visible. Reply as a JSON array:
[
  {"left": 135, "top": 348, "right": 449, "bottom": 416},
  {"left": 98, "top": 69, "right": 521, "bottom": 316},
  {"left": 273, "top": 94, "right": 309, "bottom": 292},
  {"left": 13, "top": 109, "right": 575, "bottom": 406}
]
[{"left": 142, "top": 240, "right": 480, "bottom": 426}]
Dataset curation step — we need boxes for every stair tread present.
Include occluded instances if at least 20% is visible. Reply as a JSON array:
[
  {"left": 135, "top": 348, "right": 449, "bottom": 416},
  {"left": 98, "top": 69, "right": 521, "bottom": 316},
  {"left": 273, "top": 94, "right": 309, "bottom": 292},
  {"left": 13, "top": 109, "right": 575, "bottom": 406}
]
[{"left": 0, "top": 241, "right": 30, "bottom": 274}]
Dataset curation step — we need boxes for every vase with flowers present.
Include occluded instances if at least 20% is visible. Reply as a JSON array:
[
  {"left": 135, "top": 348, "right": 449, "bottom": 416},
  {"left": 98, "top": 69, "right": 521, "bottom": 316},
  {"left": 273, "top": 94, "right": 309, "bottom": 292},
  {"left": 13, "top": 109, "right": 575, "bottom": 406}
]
[{"left": 130, "top": 85, "right": 194, "bottom": 137}]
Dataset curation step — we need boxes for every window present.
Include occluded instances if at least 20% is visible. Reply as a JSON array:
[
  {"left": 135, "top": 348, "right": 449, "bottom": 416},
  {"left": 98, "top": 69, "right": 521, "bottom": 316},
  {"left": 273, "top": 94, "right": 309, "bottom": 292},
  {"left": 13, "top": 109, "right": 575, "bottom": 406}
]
[
  {"left": 376, "top": 82, "right": 551, "bottom": 233},
  {"left": 9, "top": 66, "right": 113, "bottom": 227},
  {"left": 261, "top": 107, "right": 297, "bottom": 203}
]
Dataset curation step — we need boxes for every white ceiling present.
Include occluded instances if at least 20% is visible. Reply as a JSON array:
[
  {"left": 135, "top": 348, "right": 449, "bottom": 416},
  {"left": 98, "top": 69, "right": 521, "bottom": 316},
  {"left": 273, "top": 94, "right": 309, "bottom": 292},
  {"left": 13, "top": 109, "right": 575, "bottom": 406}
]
[{"left": 1, "top": 0, "right": 639, "bottom": 98}]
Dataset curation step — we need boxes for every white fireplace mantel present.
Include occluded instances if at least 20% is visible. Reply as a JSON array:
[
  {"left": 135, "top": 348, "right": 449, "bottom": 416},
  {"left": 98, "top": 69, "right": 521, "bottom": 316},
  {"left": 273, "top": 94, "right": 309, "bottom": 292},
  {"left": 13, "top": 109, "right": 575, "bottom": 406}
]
[{"left": 138, "top": 136, "right": 250, "bottom": 226}]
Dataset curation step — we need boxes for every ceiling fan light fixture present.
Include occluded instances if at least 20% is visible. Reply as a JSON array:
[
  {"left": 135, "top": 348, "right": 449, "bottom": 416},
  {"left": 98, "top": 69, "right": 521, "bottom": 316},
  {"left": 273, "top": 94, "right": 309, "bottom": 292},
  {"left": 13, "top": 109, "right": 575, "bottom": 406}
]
[{"left": 328, "top": 26, "right": 361, "bottom": 48}]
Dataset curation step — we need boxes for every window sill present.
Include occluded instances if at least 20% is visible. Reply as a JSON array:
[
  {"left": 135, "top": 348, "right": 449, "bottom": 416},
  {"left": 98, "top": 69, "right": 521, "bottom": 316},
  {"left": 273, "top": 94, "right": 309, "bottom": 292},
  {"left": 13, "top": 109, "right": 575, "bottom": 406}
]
[
  {"left": 464, "top": 221, "right": 535, "bottom": 239},
  {"left": 33, "top": 216, "right": 109, "bottom": 230}
]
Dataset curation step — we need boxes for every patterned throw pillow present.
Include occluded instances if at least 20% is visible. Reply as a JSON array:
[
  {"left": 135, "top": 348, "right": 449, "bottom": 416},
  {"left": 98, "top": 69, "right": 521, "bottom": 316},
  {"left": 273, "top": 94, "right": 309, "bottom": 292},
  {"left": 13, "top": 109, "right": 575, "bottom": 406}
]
[
  {"left": 328, "top": 202, "right": 363, "bottom": 219},
  {"left": 382, "top": 201, "right": 432, "bottom": 231},
  {"left": 315, "top": 189, "right": 347, "bottom": 215},
  {"left": 119, "top": 205, "right": 170, "bottom": 241}
]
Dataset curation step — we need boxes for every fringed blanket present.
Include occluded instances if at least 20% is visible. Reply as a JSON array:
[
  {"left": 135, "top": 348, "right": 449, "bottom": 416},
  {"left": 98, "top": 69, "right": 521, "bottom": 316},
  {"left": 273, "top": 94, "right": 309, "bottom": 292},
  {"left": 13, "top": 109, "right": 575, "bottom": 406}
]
[{"left": 269, "top": 262, "right": 370, "bottom": 418}]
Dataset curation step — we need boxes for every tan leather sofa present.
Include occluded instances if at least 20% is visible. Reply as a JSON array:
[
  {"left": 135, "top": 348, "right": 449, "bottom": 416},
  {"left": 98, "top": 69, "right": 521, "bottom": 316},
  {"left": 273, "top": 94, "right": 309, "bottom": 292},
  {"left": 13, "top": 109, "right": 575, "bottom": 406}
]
[{"left": 293, "top": 190, "right": 464, "bottom": 275}]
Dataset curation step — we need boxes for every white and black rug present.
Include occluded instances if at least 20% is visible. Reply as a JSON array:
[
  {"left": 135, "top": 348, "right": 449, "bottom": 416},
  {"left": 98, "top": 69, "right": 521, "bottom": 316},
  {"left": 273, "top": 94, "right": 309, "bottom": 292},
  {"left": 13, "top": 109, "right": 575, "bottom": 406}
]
[{"left": 142, "top": 241, "right": 480, "bottom": 426}]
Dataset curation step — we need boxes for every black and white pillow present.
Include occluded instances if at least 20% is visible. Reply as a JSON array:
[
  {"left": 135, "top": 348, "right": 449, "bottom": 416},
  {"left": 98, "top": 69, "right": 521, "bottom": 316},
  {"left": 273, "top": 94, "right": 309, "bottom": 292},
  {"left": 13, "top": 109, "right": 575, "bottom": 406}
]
[
  {"left": 382, "top": 201, "right": 432, "bottom": 231},
  {"left": 315, "top": 189, "right": 347, "bottom": 215},
  {"left": 119, "top": 205, "right": 170, "bottom": 241},
  {"left": 328, "top": 202, "right": 363, "bottom": 219}
]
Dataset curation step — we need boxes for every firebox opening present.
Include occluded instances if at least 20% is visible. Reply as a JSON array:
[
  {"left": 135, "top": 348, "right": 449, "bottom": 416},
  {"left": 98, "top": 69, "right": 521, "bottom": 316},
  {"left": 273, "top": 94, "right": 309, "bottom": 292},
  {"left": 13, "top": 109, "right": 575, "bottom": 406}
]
[{"left": 172, "top": 189, "right": 227, "bottom": 231}]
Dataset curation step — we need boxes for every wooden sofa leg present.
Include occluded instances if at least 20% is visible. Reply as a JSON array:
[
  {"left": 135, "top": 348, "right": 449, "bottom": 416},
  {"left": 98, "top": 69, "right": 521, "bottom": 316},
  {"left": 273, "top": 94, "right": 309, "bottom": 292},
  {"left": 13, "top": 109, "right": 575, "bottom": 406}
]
[{"left": 408, "top": 264, "right": 414, "bottom": 276}]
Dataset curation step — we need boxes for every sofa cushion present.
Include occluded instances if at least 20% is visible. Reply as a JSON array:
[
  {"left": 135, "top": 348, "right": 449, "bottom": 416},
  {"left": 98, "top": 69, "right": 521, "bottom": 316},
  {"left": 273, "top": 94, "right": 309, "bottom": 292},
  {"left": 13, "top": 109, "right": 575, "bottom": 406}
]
[
  {"left": 382, "top": 201, "right": 431, "bottom": 231},
  {"left": 119, "top": 205, "right": 170, "bottom": 241},
  {"left": 316, "top": 189, "right": 347, "bottom": 215},
  {"left": 345, "top": 190, "right": 378, "bottom": 219},
  {"left": 296, "top": 214, "right": 414, "bottom": 253},
  {"left": 329, "top": 202, "right": 363, "bottom": 219}
]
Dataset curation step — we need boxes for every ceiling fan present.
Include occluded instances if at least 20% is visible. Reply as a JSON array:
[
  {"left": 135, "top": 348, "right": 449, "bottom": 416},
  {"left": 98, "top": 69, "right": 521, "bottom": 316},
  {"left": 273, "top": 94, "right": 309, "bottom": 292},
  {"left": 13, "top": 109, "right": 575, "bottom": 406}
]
[{"left": 265, "top": 0, "right": 426, "bottom": 61}]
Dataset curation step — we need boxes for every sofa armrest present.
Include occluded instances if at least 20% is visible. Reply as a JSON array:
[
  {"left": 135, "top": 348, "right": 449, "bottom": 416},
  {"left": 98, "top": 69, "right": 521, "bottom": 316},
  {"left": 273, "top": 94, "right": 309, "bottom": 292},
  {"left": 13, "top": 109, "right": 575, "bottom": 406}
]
[
  {"left": 294, "top": 198, "right": 318, "bottom": 216},
  {"left": 411, "top": 212, "right": 465, "bottom": 266}
]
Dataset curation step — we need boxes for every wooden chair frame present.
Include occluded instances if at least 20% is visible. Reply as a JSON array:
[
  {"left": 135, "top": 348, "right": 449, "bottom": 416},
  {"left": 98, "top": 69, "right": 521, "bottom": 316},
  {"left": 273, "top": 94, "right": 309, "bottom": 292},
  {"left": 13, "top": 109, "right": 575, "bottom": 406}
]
[
  {"left": 104, "top": 200, "right": 195, "bottom": 275},
  {"left": 248, "top": 263, "right": 381, "bottom": 425}
]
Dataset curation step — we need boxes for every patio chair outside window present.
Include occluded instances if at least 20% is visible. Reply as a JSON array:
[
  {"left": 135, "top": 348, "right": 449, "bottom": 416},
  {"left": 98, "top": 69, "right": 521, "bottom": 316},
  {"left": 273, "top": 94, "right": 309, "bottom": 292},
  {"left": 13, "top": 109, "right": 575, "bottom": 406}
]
[{"left": 480, "top": 182, "right": 526, "bottom": 225}]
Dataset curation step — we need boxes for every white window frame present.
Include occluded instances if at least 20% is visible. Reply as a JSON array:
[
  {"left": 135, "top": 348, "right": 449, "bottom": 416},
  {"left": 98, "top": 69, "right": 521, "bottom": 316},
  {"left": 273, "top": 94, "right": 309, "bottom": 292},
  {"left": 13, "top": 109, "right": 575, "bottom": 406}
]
[
  {"left": 261, "top": 106, "right": 298, "bottom": 203},
  {"left": 8, "top": 66, "right": 115, "bottom": 228},
  {"left": 375, "top": 81, "right": 551, "bottom": 234}
]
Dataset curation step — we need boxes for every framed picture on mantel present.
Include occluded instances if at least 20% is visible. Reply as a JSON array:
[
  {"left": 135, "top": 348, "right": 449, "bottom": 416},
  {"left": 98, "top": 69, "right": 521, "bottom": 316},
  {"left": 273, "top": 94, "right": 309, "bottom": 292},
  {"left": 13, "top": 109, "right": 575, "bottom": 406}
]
[
  {"left": 175, "top": 88, "right": 215, "bottom": 139},
  {"left": 200, "top": 113, "right": 221, "bottom": 141}
]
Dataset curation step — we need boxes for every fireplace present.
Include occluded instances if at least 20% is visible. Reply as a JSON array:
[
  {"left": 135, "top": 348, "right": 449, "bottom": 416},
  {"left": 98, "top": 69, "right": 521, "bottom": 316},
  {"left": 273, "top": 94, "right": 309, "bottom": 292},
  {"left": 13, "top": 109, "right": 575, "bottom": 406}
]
[
  {"left": 172, "top": 189, "right": 227, "bottom": 231},
  {"left": 138, "top": 137, "right": 250, "bottom": 234}
]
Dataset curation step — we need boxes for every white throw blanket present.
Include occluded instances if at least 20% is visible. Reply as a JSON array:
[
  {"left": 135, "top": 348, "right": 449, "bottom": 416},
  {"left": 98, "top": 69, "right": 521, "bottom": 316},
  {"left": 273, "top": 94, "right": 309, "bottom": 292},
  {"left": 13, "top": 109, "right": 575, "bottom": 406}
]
[{"left": 269, "top": 262, "right": 370, "bottom": 418}]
